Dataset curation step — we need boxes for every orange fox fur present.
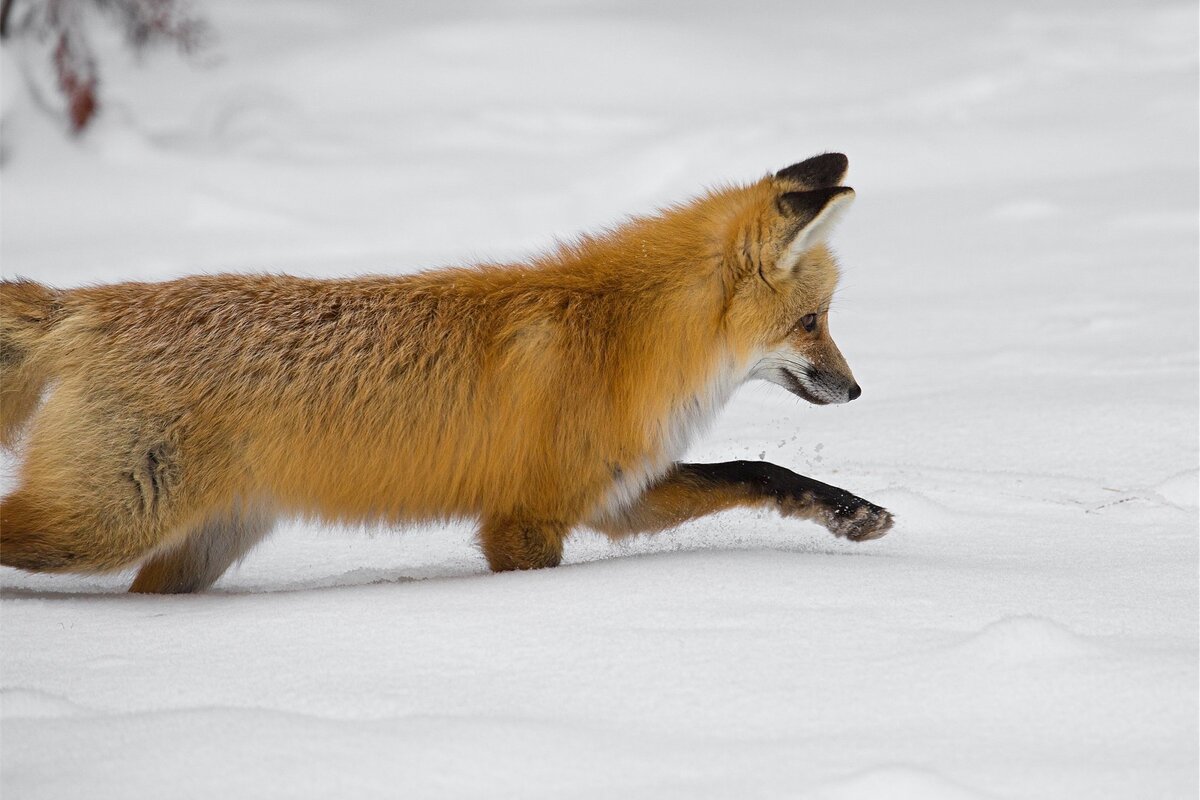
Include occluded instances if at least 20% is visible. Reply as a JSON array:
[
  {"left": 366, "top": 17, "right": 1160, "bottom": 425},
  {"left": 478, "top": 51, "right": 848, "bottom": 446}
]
[{"left": 0, "top": 153, "right": 893, "bottom": 592}]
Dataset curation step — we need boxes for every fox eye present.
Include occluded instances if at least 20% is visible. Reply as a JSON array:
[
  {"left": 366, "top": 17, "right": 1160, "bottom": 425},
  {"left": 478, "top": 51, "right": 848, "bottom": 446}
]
[{"left": 798, "top": 314, "right": 818, "bottom": 333}]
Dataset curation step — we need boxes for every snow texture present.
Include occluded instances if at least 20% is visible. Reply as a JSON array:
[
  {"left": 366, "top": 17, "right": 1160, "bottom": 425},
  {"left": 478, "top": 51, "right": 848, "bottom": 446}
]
[{"left": 1, "top": 1, "right": 1197, "bottom": 798}]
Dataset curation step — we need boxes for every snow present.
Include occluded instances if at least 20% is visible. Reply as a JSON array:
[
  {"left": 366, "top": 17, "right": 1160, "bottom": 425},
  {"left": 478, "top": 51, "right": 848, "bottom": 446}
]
[{"left": 1, "top": 1, "right": 1197, "bottom": 797}]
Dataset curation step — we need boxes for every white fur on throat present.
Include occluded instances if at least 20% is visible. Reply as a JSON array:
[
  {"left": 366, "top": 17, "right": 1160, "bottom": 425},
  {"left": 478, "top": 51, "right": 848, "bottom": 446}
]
[{"left": 596, "top": 351, "right": 755, "bottom": 519}]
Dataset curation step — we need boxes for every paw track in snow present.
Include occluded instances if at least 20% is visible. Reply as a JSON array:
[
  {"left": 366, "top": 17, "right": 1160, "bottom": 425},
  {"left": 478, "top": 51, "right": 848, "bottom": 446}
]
[
  {"left": 1153, "top": 470, "right": 1199, "bottom": 508},
  {"left": 804, "top": 765, "right": 994, "bottom": 800},
  {"left": 949, "top": 615, "right": 1102, "bottom": 664},
  {"left": 0, "top": 688, "right": 90, "bottom": 720}
]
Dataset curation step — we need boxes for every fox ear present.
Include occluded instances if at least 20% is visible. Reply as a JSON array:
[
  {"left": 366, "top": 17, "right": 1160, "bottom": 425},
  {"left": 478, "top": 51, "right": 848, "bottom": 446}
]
[
  {"left": 775, "top": 186, "right": 855, "bottom": 272},
  {"left": 775, "top": 153, "right": 848, "bottom": 189}
]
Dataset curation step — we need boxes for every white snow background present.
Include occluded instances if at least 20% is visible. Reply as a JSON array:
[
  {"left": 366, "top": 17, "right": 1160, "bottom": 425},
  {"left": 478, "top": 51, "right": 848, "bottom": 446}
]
[{"left": 1, "top": 1, "right": 1197, "bottom": 798}]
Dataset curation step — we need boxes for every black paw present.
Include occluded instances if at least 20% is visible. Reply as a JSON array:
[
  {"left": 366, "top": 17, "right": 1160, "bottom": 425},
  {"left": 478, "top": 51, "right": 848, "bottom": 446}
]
[{"left": 824, "top": 496, "right": 894, "bottom": 542}]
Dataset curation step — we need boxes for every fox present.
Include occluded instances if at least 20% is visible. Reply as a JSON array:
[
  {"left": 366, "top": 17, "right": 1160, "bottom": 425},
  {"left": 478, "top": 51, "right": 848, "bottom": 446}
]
[{"left": 0, "top": 153, "right": 893, "bottom": 593}]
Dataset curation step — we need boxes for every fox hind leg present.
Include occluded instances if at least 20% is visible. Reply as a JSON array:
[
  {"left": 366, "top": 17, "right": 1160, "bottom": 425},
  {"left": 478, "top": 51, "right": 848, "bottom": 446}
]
[
  {"left": 130, "top": 506, "right": 275, "bottom": 594},
  {"left": 1, "top": 486, "right": 169, "bottom": 573},
  {"left": 1, "top": 387, "right": 238, "bottom": 577},
  {"left": 590, "top": 460, "right": 893, "bottom": 542}
]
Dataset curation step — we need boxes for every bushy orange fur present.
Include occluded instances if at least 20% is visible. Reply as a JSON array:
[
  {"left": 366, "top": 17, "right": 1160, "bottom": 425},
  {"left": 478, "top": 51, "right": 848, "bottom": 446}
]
[{"left": 0, "top": 154, "right": 892, "bottom": 592}]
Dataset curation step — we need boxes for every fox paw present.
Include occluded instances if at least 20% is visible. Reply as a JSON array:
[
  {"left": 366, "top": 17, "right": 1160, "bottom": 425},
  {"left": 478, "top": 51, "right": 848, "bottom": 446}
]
[{"left": 824, "top": 498, "right": 894, "bottom": 542}]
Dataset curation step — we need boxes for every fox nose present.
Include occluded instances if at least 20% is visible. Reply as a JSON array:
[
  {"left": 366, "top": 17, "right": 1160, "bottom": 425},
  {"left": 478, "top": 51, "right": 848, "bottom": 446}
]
[{"left": 848, "top": 383, "right": 862, "bottom": 401}]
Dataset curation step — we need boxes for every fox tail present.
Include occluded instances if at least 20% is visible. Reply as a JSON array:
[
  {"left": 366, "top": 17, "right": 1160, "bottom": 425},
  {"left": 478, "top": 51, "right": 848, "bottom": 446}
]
[{"left": 1, "top": 279, "right": 64, "bottom": 448}]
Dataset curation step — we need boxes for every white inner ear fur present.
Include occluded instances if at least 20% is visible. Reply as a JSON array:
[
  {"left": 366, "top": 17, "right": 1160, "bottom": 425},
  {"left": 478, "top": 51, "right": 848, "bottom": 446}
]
[{"left": 777, "top": 189, "right": 855, "bottom": 274}]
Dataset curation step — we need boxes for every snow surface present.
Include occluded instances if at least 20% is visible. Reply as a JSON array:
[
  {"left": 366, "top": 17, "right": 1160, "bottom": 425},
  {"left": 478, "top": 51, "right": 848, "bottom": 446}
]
[{"left": 1, "top": 1, "right": 1197, "bottom": 797}]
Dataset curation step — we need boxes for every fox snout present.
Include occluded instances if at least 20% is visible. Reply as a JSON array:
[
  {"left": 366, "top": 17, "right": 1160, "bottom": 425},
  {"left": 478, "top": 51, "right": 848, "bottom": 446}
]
[
  {"left": 782, "top": 366, "right": 861, "bottom": 405},
  {"left": 758, "top": 332, "right": 861, "bottom": 406}
]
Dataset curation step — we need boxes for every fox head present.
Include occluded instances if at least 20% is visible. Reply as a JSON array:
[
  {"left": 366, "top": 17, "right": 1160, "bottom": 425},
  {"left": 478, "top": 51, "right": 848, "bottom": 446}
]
[{"left": 720, "top": 153, "right": 861, "bottom": 405}]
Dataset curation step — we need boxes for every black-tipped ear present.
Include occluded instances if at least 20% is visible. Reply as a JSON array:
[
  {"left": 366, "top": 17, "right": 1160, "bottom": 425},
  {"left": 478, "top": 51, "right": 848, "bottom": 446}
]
[
  {"left": 775, "top": 153, "right": 848, "bottom": 189},
  {"left": 777, "top": 186, "right": 854, "bottom": 223},
  {"left": 775, "top": 187, "right": 855, "bottom": 272}
]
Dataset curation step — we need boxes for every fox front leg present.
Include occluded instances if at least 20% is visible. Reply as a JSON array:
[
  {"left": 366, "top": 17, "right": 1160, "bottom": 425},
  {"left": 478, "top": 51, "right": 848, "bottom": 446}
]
[
  {"left": 479, "top": 515, "right": 570, "bottom": 572},
  {"left": 591, "top": 460, "right": 893, "bottom": 542}
]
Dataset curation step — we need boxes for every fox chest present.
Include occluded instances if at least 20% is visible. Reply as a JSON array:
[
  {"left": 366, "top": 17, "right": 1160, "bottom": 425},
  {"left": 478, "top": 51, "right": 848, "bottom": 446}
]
[{"left": 599, "top": 368, "right": 744, "bottom": 516}]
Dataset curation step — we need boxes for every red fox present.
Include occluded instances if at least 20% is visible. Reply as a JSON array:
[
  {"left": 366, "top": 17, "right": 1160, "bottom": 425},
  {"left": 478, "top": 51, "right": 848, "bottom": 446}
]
[{"left": 0, "top": 153, "right": 893, "bottom": 593}]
